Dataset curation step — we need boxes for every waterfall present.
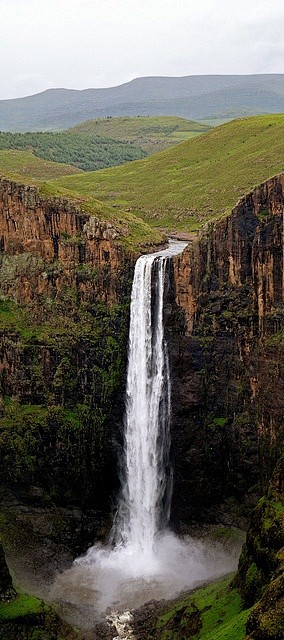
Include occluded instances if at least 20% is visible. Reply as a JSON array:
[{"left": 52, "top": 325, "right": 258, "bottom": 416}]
[
  {"left": 114, "top": 253, "right": 172, "bottom": 559},
  {"left": 53, "top": 239, "right": 241, "bottom": 617}
]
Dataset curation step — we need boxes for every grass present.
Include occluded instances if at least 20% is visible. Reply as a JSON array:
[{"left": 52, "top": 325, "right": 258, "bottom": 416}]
[
  {"left": 0, "top": 149, "right": 81, "bottom": 180},
  {"left": 51, "top": 114, "right": 284, "bottom": 234},
  {"left": 69, "top": 115, "right": 210, "bottom": 153},
  {"left": 38, "top": 179, "right": 164, "bottom": 249},
  {"left": 0, "top": 298, "right": 39, "bottom": 340},
  {"left": 156, "top": 574, "right": 251, "bottom": 640},
  {"left": 0, "top": 156, "right": 162, "bottom": 249},
  {"left": 1, "top": 114, "right": 283, "bottom": 249},
  {"left": 0, "top": 594, "right": 43, "bottom": 620}
]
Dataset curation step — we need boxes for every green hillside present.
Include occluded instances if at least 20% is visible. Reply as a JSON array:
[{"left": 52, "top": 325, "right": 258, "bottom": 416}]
[
  {"left": 0, "top": 130, "right": 146, "bottom": 173},
  {"left": 1, "top": 115, "right": 283, "bottom": 250},
  {"left": 70, "top": 116, "right": 210, "bottom": 152},
  {"left": 0, "top": 150, "right": 163, "bottom": 251},
  {"left": 0, "top": 149, "right": 82, "bottom": 180},
  {"left": 52, "top": 114, "right": 284, "bottom": 233}
]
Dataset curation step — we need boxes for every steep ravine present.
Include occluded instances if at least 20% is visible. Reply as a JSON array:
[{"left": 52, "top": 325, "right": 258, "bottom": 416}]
[{"left": 0, "top": 175, "right": 283, "bottom": 639}]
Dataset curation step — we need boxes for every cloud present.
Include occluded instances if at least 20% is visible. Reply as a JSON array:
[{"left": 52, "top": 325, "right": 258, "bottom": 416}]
[{"left": 0, "top": 0, "right": 283, "bottom": 99}]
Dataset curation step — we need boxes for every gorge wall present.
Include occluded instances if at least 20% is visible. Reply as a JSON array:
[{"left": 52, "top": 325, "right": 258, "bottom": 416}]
[
  {"left": 0, "top": 174, "right": 283, "bottom": 543},
  {"left": 0, "top": 178, "right": 135, "bottom": 549},
  {"left": 169, "top": 173, "right": 284, "bottom": 526}
]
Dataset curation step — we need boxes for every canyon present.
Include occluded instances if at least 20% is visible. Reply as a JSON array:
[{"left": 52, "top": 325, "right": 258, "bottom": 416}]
[{"left": 0, "top": 172, "right": 283, "bottom": 638}]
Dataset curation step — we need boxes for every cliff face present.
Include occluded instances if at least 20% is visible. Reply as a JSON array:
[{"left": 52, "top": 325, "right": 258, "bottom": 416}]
[
  {"left": 0, "top": 178, "right": 133, "bottom": 308},
  {"left": 0, "top": 179, "right": 134, "bottom": 524},
  {"left": 169, "top": 174, "right": 284, "bottom": 525},
  {"left": 0, "top": 174, "right": 283, "bottom": 534}
]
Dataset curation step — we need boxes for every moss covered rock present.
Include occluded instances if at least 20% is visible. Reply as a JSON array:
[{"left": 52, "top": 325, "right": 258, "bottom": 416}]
[
  {"left": 232, "top": 458, "right": 284, "bottom": 639},
  {"left": 0, "top": 592, "right": 81, "bottom": 639}
]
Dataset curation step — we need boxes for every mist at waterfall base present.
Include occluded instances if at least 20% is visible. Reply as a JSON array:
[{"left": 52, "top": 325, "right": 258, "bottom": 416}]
[{"left": 51, "top": 242, "right": 241, "bottom": 622}]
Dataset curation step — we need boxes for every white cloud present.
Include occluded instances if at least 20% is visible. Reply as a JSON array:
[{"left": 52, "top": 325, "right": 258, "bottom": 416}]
[{"left": 0, "top": 0, "right": 283, "bottom": 99}]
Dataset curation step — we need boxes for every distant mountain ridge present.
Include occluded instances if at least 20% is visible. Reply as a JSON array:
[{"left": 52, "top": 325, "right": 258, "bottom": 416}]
[{"left": 0, "top": 74, "right": 283, "bottom": 132}]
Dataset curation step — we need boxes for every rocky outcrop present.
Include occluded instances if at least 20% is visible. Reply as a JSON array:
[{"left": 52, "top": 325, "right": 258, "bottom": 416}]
[
  {"left": 173, "top": 173, "right": 284, "bottom": 330},
  {"left": 0, "top": 543, "right": 16, "bottom": 602},
  {"left": 0, "top": 178, "right": 134, "bottom": 309},
  {"left": 168, "top": 174, "right": 284, "bottom": 525}
]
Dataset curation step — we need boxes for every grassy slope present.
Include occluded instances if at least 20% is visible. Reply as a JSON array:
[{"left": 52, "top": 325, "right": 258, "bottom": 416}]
[
  {"left": 0, "top": 149, "right": 82, "bottom": 180},
  {"left": 1, "top": 114, "right": 283, "bottom": 249},
  {"left": 155, "top": 575, "right": 251, "bottom": 640},
  {"left": 70, "top": 115, "right": 210, "bottom": 152},
  {"left": 0, "top": 150, "right": 163, "bottom": 250},
  {"left": 52, "top": 114, "right": 284, "bottom": 233}
]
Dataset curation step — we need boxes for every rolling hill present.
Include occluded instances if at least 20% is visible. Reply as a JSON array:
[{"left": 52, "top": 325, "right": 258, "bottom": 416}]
[
  {"left": 69, "top": 116, "right": 210, "bottom": 153},
  {"left": 0, "top": 130, "right": 146, "bottom": 172},
  {"left": 0, "top": 149, "right": 82, "bottom": 180},
  {"left": 50, "top": 114, "right": 284, "bottom": 234},
  {"left": 1, "top": 114, "right": 283, "bottom": 249},
  {"left": 0, "top": 75, "right": 283, "bottom": 132}
]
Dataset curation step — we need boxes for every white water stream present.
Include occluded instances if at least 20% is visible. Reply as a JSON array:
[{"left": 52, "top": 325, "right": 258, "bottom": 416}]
[
  {"left": 51, "top": 241, "right": 242, "bottom": 630},
  {"left": 113, "top": 249, "right": 172, "bottom": 567}
]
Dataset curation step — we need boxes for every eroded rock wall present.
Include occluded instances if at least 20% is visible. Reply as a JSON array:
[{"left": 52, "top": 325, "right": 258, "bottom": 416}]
[
  {"left": 0, "top": 180, "right": 134, "bottom": 526},
  {"left": 0, "top": 174, "right": 283, "bottom": 534},
  {"left": 169, "top": 174, "right": 284, "bottom": 525},
  {"left": 0, "top": 178, "right": 133, "bottom": 308}
]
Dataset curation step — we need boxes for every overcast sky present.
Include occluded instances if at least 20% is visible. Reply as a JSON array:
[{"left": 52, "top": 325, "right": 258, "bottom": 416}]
[{"left": 0, "top": 0, "right": 283, "bottom": 100}]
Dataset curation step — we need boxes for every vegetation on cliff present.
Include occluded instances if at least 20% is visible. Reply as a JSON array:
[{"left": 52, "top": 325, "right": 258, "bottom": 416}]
[
  {"left": 234, "top": 458, "right": 284, "bottom": 639},
  {"left": 0, "top": 293, "right": 130, "bottom": 508},
  {"left": 0, "top": 592, "right": 81, "bottom": 639}
]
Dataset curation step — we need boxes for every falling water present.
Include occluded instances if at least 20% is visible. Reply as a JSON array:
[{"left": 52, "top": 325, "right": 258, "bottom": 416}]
[
  {"left": 113, "top": 250, "right": 173, "bottom": 564},
  {"left": 51, "top": 241, "right": 242, "bottom": 625}
]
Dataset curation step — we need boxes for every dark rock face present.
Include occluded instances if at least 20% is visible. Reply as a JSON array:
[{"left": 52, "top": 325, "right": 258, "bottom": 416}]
[
  {"left": 0, "top": 180, "right": 134, "bottom": 536},
  {"left": 0, "top": 543, "right": 15, "bottom": 601},
  {"left": 168, "top": 174, "right": 284, "bottom": 525}
]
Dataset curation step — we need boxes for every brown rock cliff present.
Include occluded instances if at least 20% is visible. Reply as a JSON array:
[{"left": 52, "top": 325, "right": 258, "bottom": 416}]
[{"left": 168, "top": 174, "right": 284, "bottom": 525}]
